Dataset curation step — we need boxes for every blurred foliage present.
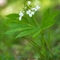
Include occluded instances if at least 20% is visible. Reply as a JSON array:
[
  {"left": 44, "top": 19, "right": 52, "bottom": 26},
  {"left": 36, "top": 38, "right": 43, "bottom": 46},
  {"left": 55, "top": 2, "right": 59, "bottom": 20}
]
[{"left": 0, "top": 0, "right": 60, "bottom": 60}]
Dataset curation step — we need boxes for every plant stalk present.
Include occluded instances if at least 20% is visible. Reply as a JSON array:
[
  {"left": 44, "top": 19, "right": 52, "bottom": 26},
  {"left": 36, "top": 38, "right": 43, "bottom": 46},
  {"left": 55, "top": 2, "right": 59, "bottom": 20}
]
[{"left": 42, "top": 33, "right": 53, "bottom": 56}]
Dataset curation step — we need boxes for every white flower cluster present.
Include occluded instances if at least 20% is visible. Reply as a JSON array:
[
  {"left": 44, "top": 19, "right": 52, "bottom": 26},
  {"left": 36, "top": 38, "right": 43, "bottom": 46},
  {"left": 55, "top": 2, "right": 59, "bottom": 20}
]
[
  {"left": 19, "top": 1, "right": 41, "bottom": 21},
  {"left": 26, "top": 10, "right": 35, "bottom": 17}
]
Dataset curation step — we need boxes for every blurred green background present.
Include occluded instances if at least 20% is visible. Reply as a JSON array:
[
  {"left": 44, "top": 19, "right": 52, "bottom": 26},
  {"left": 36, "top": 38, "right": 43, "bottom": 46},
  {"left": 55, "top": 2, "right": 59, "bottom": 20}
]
[{"left": 0, "top": 0, "right": 60, "bottom": 60}]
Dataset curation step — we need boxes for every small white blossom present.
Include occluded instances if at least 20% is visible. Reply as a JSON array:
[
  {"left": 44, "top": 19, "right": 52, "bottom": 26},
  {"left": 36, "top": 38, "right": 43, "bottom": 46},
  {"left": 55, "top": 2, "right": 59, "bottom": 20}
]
[
  {"left": 32, "top": 5, "right": 41, "bottom": 12},
  {"left": 31, "top": 11, "right": 35, "bottom": 15},
  {"left": 34, "top": 8, "right": 38, "bottom": 11},
  {"left": 19, "top": 11, "right": 24, "bottom": 21},
  {"left": 26, "top": 10, "right": 31, "bottom": 14},
  {"left": 26, "top": 10, "right": 35, "bottom": 17},
  {"left": 36, "top": 5, "right": 41, "bottom": 10},
  {"left": 34, "top": 5, "right": 40, "bottom": 11},
  {"left": 29, "top": 14, "right": 32, "bottom": 17},
  {"left": 32, "top": 8, "right": 37, "bottom": 11},
  {"left": 31, "top": 8, "right": 36, "bottom": 10},
  {"left": 27, "top": 1, "right": 31, "bottom": 5},
  {"left": 19, "top": 11, "right": 24, "bottom": 17}
]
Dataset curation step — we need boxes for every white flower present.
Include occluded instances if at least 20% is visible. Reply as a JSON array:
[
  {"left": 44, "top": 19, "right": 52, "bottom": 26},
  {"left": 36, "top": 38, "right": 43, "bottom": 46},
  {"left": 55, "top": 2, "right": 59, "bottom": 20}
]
[
  {"left": 31, "top": 11, "right": 35, "bottom": 15},
  {"left": 29, "top": 14, "right": 32, "bottom": 17},
  {"left": 34, "top": 8, "right": 38, "bottom": 11},
  {"left": 32, "top": 7, "right": 37, "bottom": 11},
  {"left": 19, "top": 11, "right": 24, "bottom": 17},
  {"left": 26, "top": 10, "right": 35, "bottom": 17},
  {"left": 32, "top": 5, "right": 41, "bottom": 12},
  {"left": 36, "top": 5, "right": 40, "bottom": 9},
  {"left": 26, "top": 10, "right": 31, "bottom": 14},
  {"left": 27, "top": 1, "right": 31, "bottom": 5},
  {"left": 19, "top": 11, "right": 24, "bottom": 21},
  {"left": 29, "top": 11, "right": 35, "bottom": 17},
  {"left": 31, "top": 8, "right": 36, "bottom": 10},
  {"left": 35, "top": 5, "right": 41, "bottom": 11}
]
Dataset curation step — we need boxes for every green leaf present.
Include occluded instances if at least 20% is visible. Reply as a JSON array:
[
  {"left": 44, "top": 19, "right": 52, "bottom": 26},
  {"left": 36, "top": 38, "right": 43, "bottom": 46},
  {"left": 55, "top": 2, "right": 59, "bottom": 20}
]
[
  {"left": 4, "top": 15, "right": 34, "bottom": 28},
  {"left": 43, "top": 8, "right": 50, "bottom": 21},
  {"left": 6, "top": 13, "right": 19, "bottom": 20},
  {"left": 33, "top": 28, "right": 41, "bottom": 38},
  {"left": 5, "top": 27, "right": 32, "bottom": 34},
  {"left": 16, "top": 28, "right": 38, "bottom": 38},
  {"left": 41, "top": 9, "right": 59, "bottom": 29},
  {"left": 41, "top": 19, "right": 55, "bottom": 30},
  {"left": 8, "top": 22, "right": 32, "bottom": 28},
  {"left": 3, "top": 13, "right": 20, "bottom": 27}
]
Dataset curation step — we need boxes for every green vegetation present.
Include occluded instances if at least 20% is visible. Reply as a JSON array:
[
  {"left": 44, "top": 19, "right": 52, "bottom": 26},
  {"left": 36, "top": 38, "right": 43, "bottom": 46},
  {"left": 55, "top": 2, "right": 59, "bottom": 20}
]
[{"left": 0, "top": 0, "right": 60, "bottom": 60}]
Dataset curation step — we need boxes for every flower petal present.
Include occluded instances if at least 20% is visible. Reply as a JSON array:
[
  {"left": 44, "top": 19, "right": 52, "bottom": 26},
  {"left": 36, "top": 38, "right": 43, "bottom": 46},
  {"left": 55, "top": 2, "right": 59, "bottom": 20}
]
[
  {"left": 19, "top": 11, "right": 24, "bottom": 16},
  {"left": 29, "top": 14, "right": 32, "bottom": 17},
  {"left": 26, "top": 10, "right": 31, "bottom": 14},
  {"left": 19, "top": 16, "right": 22, "bottom": 21}
]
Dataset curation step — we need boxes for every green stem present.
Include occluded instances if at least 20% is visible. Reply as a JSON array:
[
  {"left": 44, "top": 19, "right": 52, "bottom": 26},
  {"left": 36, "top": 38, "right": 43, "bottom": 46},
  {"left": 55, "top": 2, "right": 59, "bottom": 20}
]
[
  {"left": 25, "top": 37, "right": 44, "bottom": 59},
  {"left": 42, "top": 34, "right": 53, "bottom": 56},
  {"left": 33, "top": 17, "right": 40, "bottom": 28}
]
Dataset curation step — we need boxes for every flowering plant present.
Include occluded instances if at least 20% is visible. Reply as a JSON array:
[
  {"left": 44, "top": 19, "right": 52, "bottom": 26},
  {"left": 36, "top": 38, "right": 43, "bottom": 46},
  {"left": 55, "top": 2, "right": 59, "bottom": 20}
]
[
  {"left": 3, "top": 1, "right": 59, "bottom": 59},
  {"left": 19, "top": 1, "right": 40, "bottom": 21}
]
